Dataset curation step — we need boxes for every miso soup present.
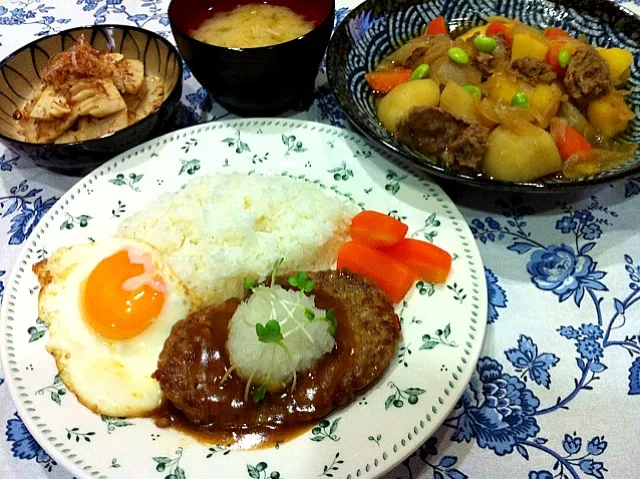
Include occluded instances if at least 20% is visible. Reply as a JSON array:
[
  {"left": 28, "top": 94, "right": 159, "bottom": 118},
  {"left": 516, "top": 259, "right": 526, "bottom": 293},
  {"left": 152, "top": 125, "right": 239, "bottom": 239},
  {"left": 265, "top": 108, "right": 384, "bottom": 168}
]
[{"left": 192, "top": 4, "right": 315, "bottom": 48}]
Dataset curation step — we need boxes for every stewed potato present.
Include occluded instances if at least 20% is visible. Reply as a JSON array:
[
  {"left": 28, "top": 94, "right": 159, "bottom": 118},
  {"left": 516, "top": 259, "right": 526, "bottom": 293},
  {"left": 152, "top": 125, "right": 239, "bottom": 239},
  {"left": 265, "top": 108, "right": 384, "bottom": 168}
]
[
  {"left": 484, "top": 125, "right": 561, "bottom": 182},
  {"left": 377, "top": 79, "right": 440, "bottom": 133}
]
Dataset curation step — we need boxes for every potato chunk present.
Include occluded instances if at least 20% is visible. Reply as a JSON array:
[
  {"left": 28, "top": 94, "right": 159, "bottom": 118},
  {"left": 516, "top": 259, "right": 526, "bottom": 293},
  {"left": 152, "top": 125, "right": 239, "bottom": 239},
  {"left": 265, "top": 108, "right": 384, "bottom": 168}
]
[
  {"left": 484, "top": 125, "right": 562, "bottom": 181},
  {"left": 439, "top": 81, "right": 495, "bottom": 127},
  {"left": 587, "top": 93, "right": 635, "bottom": 138},
  {"left": 511, "top": 33, "right": 549, "bottom": 62},
  {"left": 531, "top": 82, "right": 563, "bottom": 128},
  {"left": 377, "top": 79, "right": 440, "bottom": 133},
  {"left": 596, "top": 47, "right": 634, "bottom": 85}
]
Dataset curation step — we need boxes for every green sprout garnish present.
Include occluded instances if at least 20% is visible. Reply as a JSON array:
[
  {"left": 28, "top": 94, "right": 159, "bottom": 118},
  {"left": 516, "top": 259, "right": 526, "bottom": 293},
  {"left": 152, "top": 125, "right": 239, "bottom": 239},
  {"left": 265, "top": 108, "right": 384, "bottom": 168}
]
[
  {"left": 302, "top": 306, "right": 337, "bottom": 336},
  {"left": 244, "top": 277, "right": 257, "bottom": 291},
  {"left": 256, "top": 319, "right": 284, "bottom": 343},
  {"left": 252, "top": 377, "right": 269, "bottom": 404},
  {"left": 270, "top": 257, "right": 284, "bottom": 285},
  {"left": 325, "top": 308, "right": 337, "bottom": 336},
  {"left": 288, "top": 271, "right": 314, "bottom": 293}
]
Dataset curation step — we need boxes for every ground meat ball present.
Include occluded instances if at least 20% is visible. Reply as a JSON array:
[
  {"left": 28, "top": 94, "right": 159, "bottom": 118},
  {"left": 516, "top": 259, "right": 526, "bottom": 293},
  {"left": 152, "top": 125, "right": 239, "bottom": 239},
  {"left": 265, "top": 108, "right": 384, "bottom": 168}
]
[
  {"left": 450, "top": 124, "right": 491, "bottom": 169},
  {"left": 476, "top": 51, "right": 494, "bottom": 77},
  {"left": 564, "top": 45, "right": 611, "bottom": 102},
  {"left": 512, "top": 56, "right": 557, "bottom": 84},
  {"left": 395, "top": 106, "right": 489, "bottom": 171}
]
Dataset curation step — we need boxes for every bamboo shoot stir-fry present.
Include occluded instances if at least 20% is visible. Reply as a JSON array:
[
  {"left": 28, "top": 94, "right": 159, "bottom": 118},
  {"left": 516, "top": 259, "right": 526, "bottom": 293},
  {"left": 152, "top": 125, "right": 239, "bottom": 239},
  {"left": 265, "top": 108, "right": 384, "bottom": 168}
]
[
  {"left": 15, "top": 36, "right": 166, "bottom": 144},
  {"left": 366, "top": 16, "right": 637, "bottom": 181}
]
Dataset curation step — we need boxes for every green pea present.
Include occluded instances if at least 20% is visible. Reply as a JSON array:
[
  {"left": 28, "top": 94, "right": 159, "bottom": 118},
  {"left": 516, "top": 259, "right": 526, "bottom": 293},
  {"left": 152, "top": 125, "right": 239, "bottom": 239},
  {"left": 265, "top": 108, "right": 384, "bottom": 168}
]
[
  {"left": 474, "top": 35, "right": 497, "bottom": 53},
  {"left": 448, "top": 47, "right": 469, "bottom": 65},
  {"left": 410, "top": 63, "right": 430, "bottom": 80},
  {"left": 463, "top": 85, "right": 482, "bottom": 97},
  {"left": 558, "top": 49, "right": 571, "bottom": 69},
  {"left": 511, "top": 92, "right": 530, "bottom": 107}
]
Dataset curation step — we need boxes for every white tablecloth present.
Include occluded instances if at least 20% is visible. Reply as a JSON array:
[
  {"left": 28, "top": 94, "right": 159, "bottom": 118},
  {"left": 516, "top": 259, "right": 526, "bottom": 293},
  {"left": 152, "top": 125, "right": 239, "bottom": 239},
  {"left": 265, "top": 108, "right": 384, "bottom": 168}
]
[{"left": 1, "top": 1, "right": 639, "bottom": 478}]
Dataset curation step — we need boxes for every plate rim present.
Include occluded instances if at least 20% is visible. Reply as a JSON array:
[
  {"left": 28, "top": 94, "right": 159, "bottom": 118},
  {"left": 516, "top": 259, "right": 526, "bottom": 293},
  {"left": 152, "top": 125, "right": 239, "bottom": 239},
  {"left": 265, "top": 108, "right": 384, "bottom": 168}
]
[{"left": 0, "top": 118, "right": 488, "bottom": 479}]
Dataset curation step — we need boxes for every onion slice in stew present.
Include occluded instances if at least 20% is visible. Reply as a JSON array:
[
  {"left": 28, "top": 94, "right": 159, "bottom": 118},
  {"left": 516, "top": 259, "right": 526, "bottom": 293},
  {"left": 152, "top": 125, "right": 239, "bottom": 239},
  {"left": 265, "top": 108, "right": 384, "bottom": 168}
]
[{"left": 562, "top": 146, "right": 638, "bottom": 178}]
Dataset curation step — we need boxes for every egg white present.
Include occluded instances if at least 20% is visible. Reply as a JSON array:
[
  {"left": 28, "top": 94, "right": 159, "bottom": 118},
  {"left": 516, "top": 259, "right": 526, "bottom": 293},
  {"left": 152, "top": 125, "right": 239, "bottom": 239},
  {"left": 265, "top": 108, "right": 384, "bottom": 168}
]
[{"left": 33, "top": 238, "right": 194, "bottom": 417}]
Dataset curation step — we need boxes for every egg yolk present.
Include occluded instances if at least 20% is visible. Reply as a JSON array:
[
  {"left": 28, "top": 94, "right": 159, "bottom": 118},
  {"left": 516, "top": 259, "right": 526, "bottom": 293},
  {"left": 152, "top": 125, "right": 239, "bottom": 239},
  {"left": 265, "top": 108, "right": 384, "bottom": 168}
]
[{"left": 83, "top": 249, "right": 165, "bottom": 340}]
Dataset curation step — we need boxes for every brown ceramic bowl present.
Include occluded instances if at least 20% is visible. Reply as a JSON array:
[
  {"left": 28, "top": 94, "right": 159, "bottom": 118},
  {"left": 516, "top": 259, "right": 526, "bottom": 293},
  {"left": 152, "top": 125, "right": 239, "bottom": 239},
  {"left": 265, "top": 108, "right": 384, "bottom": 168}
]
[
  {"left": 0, "top": 25, "right": 183, "bottom": 175},
  {"left": 168, "top": 0, "right": 334, "bottom": 115}
]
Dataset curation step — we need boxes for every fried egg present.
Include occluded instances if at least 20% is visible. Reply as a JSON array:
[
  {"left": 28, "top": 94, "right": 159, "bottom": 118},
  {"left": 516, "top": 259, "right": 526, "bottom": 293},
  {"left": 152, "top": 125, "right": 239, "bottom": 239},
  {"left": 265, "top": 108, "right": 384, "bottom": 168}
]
[{"left": 33, "top": 238, "right": 194, "bottom": 417}]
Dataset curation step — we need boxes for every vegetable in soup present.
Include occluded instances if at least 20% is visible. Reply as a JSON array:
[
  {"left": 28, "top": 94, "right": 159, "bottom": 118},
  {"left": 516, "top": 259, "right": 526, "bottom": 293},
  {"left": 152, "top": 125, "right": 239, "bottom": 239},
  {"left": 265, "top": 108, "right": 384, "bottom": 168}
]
[{"left": 191, "top": 4, "right": 315, "bottom": 48}]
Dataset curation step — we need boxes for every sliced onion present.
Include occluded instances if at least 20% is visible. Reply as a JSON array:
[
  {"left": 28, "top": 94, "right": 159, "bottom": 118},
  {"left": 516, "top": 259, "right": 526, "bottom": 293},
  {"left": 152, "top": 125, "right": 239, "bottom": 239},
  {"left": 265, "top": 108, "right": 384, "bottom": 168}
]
[
  {"left": 550, "top": 117, "right": 568, "bottom": 145},
  {"left": 559, "top": 102, "right": 589, "bottom": 134},
  {"left": 431, "top": 57, "right": 482, "bottom": 86},
  {"left": 477, "top": 98, "right": 538, "bottom": 135},
  {"left": 377, "top": 35, "right": 451, "bottom": 70},
  {"left": 562, "top": 148, "right": 636, "bottom": 179}
]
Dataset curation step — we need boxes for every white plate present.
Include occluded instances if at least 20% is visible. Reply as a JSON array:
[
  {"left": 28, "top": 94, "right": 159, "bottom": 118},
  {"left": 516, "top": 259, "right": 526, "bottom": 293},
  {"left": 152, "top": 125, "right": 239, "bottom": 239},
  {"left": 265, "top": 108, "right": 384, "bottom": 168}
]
[{"left": 1, "top": 119, "right": 487, "bottom": 479}]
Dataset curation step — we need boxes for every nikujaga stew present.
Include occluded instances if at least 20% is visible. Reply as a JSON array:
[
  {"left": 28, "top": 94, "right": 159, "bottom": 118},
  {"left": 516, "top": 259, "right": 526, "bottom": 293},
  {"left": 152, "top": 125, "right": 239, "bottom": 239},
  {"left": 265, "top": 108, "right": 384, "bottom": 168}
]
[{"left": 366, "top": 16, "right": 637, "bottom": 182}]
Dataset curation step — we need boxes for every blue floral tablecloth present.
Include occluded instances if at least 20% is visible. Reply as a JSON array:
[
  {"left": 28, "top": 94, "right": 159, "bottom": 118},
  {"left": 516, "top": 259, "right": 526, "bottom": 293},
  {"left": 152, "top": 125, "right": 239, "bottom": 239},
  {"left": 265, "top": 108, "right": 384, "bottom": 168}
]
[{"left": 1, "top": 1, "right": 639, "bottom": 478}]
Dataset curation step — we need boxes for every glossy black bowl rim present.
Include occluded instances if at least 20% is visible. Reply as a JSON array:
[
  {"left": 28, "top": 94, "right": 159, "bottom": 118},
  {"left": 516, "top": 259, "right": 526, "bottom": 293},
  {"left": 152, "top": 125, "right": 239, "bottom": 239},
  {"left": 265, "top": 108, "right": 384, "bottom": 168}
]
[
  {"left": 0, "top": 24, "right": 184, "bottom": 149},
  {"left": 167, "top": 0, "right": 336, "bottom": 52},
  {"left": 326, "top": 0, "right": 640, "bottom": 193}
]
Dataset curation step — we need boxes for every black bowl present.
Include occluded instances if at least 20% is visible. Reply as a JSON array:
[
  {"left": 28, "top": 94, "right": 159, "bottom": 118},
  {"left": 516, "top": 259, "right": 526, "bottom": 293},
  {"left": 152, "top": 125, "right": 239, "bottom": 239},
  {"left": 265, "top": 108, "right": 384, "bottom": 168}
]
[
  {"left": 169, "top": 0, "right": 334, "bottom": 115},
  {"left": 327, "top": 0, "right": 640, "bottom": 192},
  {"left": 0, "top": 25, "right": 182, "bottom": 175}
]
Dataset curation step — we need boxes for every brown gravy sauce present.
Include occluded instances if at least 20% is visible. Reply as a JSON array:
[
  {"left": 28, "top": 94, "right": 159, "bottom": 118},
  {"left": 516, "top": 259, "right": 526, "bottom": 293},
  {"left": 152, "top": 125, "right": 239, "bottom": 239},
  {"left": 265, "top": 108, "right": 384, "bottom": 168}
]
[{"left": 151, "top": 290, "right": 355, "bottom": 450}]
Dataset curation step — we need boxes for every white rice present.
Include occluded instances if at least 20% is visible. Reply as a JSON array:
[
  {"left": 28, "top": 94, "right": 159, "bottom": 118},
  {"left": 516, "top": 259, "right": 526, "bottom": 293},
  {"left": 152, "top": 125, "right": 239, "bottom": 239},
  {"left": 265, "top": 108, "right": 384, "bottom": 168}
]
[{"left": 116, "top": 173, "right": 358, "bottom": 306}]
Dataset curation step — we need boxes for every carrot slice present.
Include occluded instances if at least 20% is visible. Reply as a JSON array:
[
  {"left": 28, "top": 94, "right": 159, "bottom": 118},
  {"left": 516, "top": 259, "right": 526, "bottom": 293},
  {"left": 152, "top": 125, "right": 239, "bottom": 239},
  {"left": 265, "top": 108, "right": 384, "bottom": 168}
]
[
  {"left": 426, "top": 16, "right": 448, "bottom": 35},
  {"left": 486, "top": 22, "right": 512, "bottom": 44},
  {"left": 365, "top": 69, "right": 412, "bottom": 94},
  {"left": 381, "top": 238, "right": 452, "bottom": 284},
  {"left": 546, "top": 40, "right": 570, "bottom": 77},
  {"left": 350, "top": 210, "right": 409, "bottom": 247},
  {"left": 543, "top": 27, "right": 571, "bottom": 41},
  {"left": 337, "top": 241, "right": 417, "bottom": 303},
  {"left": 550, "top": 118, "right": 592, "bottom": 161}
]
